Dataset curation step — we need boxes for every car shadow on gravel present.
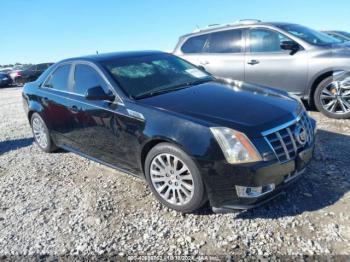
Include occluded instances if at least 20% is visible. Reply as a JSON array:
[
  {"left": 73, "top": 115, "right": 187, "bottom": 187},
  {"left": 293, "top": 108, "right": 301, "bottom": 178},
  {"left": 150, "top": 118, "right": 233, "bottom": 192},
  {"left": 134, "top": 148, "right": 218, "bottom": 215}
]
[
  {"left": 194, "top": 129, "right": 350, "bottom": 218},
  {"left": 0, "top": 137, "right": 33, "bottom": 155}
]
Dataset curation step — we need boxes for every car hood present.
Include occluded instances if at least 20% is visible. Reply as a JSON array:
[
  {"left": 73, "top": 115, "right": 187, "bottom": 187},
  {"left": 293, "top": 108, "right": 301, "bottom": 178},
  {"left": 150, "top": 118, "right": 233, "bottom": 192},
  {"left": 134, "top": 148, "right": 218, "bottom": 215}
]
[{"left": 139, "top": 80, "right": 301, "bottom": 137}]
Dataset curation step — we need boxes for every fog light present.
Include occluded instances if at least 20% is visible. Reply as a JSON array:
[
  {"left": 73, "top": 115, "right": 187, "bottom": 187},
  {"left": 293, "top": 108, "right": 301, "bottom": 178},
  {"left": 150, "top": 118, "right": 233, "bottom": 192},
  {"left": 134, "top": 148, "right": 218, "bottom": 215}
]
[{"left": 235, "top": 184, "right": 275, "bottom": 198}]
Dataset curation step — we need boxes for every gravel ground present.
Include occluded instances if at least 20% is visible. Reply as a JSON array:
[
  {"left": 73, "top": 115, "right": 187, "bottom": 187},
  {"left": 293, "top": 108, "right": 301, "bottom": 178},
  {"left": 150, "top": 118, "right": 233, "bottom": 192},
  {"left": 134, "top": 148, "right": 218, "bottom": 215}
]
[{"left": 0, "top": 86, "right": 349, "bottom": 259}]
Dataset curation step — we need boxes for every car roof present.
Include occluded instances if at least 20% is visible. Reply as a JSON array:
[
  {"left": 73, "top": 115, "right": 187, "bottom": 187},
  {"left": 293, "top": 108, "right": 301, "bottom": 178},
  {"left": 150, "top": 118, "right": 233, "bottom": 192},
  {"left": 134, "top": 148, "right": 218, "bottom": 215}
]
[
  {"left": 60, "top": 50, "right": 166, "bottom": 64},
  {"left": 180, "top": 22, "right": 295, "bottom": 38}
]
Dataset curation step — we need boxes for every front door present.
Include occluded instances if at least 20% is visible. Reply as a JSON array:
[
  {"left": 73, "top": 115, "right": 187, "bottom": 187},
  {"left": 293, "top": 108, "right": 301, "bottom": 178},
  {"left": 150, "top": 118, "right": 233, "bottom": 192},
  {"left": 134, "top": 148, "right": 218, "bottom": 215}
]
[
  {"left": 244, "top": 28, "right": 308, "bottom": 95},
  {"left": 68, "top": 63, "right": 144, "bottom": 173}
]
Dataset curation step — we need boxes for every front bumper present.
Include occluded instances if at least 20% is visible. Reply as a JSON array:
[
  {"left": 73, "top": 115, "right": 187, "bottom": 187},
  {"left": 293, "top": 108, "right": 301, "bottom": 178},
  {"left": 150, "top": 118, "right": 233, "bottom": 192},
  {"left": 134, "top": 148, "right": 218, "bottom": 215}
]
[{"left": 204, "top": 143, "right": 314, "bottom": 212}]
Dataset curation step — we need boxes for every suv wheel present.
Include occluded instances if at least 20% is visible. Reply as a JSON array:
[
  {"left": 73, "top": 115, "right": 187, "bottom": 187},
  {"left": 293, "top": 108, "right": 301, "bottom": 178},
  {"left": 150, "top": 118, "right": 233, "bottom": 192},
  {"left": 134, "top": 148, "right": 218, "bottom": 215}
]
[
  {"left": 145, "top": 143, "right": 206, "bottom": 213},
  {"left": 31, "top": 113, "right": 57, "bottom": 152},
  {"left": 314, "top": 76, "right": 350, "bottom": 119}
]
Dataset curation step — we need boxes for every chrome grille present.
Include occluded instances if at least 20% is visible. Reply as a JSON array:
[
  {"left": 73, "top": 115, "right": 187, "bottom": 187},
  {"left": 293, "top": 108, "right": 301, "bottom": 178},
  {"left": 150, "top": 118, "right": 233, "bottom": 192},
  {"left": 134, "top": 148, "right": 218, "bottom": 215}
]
[{"left": 264, "top": 111, "right": 314, "bottom": 163}]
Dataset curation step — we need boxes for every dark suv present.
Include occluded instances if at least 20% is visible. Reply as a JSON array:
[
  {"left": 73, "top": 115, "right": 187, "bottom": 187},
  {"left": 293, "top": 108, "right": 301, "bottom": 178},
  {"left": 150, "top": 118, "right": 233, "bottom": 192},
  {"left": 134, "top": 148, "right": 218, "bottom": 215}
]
[
  {"left": 174, "top": 20, "right": 350, "bottom": 119},
  {"left": 22, "top": 51, "right": 316, "bottom": 213},
  {"left": 14, "top": 63, "right": 53, "bottom": 85}
]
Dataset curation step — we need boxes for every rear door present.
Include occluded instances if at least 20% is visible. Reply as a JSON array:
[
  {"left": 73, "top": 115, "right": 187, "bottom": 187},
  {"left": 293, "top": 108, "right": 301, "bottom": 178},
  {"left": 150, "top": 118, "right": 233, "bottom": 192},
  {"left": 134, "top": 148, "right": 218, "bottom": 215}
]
[
  {"left": 39, "top": 63, "right": 82, "bottom": 149},
  {"left": 244, "top": 27, "right": 308, "bottom": 94},
  {"left": 179, "top": 29, "right": 245, "bottom": 81}
]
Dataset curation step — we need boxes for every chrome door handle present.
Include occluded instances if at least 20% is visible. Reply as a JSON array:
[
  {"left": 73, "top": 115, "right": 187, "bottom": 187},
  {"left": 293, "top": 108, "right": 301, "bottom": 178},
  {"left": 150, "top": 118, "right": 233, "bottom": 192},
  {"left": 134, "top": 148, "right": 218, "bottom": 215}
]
[
  {"left": 70, "top": 105, "right": 79, "bottom": 113},
  {"left": 199, "top": 60, "right": 209, "bottom": 65},
  {"left": 247, "top": 59, "right": 260, "bottom": 65}
]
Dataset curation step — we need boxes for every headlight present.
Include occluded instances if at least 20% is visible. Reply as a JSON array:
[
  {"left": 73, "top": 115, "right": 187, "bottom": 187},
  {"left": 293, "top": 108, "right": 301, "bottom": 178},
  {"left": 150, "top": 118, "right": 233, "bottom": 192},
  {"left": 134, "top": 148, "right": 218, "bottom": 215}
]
[{"left": 210, "top": 127, "right": 262, "bottom": 164}]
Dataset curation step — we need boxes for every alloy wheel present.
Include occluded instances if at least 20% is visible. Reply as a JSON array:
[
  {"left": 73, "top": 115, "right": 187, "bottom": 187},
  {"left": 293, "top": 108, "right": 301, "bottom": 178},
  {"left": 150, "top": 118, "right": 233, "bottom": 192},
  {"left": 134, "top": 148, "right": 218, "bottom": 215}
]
[
  {"left": 320, "top": 80, "right": 350, "bottom": 115},
  {"left": 149, "top": 153, "right": 194, "bottom": 206},
  {"left": 32, "top": 117, "right": 48, "bottom": 149}
]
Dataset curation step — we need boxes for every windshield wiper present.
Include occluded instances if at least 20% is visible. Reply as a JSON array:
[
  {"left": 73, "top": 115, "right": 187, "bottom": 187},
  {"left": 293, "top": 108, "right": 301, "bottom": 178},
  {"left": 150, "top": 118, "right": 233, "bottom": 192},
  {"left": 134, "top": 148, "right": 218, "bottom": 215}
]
[
  {"left": 134, "top": 86, "right": 189, "bottom": 99},
  {"left": 134, "top": 77, "right": 213, "bottom": 99}
]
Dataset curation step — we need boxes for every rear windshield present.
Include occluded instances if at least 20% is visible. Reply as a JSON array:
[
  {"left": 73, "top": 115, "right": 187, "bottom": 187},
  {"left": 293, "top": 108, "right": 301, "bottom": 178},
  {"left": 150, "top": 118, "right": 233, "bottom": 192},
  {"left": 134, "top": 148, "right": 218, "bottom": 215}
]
[{"left": 102, "top": 54, "right": 212, "bottom": 99}]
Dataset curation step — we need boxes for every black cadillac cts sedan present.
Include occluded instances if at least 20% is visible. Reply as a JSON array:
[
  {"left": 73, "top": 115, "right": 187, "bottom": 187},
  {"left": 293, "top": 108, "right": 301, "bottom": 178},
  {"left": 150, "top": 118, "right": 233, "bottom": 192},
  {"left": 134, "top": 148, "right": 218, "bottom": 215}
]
[{"left": 22, "top": 51, "right": 316, "bottom": 213}]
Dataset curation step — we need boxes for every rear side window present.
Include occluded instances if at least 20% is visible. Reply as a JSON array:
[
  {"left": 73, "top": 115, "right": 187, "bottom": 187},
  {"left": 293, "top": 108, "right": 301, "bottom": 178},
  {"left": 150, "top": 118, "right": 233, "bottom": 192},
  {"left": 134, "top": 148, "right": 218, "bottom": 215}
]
[
  {"left": 74, "top": 64, "right": 109, "bottom": 95},
  {"left": 207, "top": 29, "right": 243, "bottom": 53},
  {"left": 181, "top": 34, "right": 208, "bottom": 53},
  {"left": 45, "top": 64, "right": 71, "bottom": 91}
]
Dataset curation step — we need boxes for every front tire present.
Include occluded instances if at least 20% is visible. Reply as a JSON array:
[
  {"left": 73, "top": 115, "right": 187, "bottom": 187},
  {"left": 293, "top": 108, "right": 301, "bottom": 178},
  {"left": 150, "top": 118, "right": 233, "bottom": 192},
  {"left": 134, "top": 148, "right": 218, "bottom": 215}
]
[
  {"left": 31, "top": 113, "right": 57, "bottom": 153},
  {"left": 314, "top": 76, "right": 350, "bottom": 119},
  {"left": 145, "top": 143, "right": 206, "bottom": 213}
]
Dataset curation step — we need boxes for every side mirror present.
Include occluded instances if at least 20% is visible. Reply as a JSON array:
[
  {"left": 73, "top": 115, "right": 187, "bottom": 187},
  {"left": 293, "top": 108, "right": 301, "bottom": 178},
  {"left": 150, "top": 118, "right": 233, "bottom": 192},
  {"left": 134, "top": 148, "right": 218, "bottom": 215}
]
[
  {"left": 280, "top": 41, "right": 300, "bottom": 55},
  {"left": 197, "top": 65, "right": 206, "bottom": 71},
  {"left": 197, "top": 65, "right": 212, "bottom": 76},
  {"left": 85, "top": 86, "right": 115, "bottom": 101}
]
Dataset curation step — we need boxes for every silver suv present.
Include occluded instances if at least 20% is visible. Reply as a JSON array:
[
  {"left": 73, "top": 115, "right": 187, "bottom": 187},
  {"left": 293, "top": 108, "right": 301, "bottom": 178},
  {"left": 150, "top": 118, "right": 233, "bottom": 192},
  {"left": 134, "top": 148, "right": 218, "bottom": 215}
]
[{"left": 174, "top": 20, "right": 350, "bottom": 119}]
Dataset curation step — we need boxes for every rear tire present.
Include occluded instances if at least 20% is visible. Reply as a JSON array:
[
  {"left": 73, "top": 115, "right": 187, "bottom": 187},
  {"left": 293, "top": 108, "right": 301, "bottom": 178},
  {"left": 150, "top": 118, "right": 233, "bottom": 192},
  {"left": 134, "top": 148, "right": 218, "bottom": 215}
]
[
  {"left": 31, "top": 113, "right": 57, "bottom": 153},
  {"left": 314, "top": 76, "right": 350, "bottom": 119},
  {"left": 145, "top": 142, "right": 206, "bottom": 213}
]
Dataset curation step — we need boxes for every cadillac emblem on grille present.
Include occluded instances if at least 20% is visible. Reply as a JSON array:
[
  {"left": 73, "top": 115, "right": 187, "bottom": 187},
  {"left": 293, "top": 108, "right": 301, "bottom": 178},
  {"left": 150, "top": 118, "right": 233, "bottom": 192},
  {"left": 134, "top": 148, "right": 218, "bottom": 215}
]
[
  {"left": 294, "top": 124, "right": 308, "bottom": 146},
  {"left": 263, "top": 111, "right": 313, "bottom": 163}
]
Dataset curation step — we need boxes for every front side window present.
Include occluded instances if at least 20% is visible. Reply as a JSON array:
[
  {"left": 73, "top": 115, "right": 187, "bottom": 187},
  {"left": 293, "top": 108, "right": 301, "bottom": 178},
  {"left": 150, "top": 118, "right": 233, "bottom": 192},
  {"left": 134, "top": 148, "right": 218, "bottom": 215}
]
[
  {"left": 74, "top": 64, "right": 109, "bottom": 95},
  {"left": 207, "top": 29, "right": 243, "bottom": 53},
  {"left": 181, "top": 34, "right": 209, "bottom": 54},
  {"left": 102, "top": 54, "right": 213, "bottom": 99},
  {"left": 45, "top": 64, "right": 71, "bottom": 91},
  {"left": 248, "top": 28, "right": 292, "bottom": 53},
  {"left": 277, "top": 24, "right": 341, "bottom": 46}
]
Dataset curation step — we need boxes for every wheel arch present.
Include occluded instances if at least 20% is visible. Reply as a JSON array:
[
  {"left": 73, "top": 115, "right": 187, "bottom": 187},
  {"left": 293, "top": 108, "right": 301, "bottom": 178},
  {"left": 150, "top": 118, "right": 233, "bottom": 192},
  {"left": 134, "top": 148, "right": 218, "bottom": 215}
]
[
  {"left": 308, "top": 71, "right": 334, "bottom": 106},
  {"left": 27, "top": 101, "right": 46, "bottom": 125},
  {"left": 28, "top": 110, "right": 35, "bottom": 121},
  {"left": 140, "top": 137, "right": 193, "bottom": 175},
  {"left": 308, "top": 69, "right": 348, "bottom": 106}
]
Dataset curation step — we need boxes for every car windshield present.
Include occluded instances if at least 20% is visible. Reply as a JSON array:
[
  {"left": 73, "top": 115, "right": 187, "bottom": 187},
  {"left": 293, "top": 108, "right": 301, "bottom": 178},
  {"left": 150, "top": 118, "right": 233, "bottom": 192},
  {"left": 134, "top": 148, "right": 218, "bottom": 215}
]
[
  {"left": 277, "top": 24, "right": 342, "bottom": 45},
  {"left": 102, "top": 54, "right": 213, "bottom": 99}
]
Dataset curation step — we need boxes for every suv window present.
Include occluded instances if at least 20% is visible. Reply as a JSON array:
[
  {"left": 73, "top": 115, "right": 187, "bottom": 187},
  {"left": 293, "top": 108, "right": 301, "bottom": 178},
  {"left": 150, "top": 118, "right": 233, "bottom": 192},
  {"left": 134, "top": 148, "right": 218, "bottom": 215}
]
[
  {"left": 74, "top": 64, "right": 109, "bottom": 95},
  {"left": 46, "top": 64, "right": 71, "bottom": 91},
  {"left": 248, "top": 28, "right": 291, "bottom": 53},
  {"left": 181, "top": 34, "right": 208, "bottom": 53},
  {"left": 207, "top": 29, "right": 243, "bottom": 53}
]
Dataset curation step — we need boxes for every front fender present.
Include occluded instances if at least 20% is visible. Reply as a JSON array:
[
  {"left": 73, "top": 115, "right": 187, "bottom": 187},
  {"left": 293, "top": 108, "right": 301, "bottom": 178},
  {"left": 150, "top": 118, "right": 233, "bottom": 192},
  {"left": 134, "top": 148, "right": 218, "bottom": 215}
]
[{"left": 137, "top": 106, "right": 224, "bottom": 174}]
